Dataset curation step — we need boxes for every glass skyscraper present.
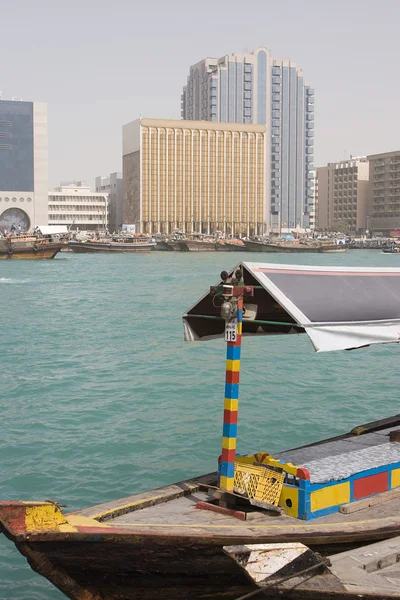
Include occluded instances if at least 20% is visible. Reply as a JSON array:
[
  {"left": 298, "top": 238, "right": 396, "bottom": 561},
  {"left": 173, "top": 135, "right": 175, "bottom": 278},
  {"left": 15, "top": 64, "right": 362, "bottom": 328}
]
[{"left": 181, "top": 46, "right": 314, "bottom": 232}]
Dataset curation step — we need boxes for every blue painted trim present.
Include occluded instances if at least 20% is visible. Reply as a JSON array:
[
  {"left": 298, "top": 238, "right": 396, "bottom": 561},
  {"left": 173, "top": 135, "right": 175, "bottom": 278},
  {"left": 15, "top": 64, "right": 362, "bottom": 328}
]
[
  {"left": 226, "top": 345, "right": 241, "bottom": 361},
  {"left": 223, "top": 422, "right": 238, "bottom": 438},
  {"left": 220, "top": 461, "right": 235, "bottom": 478},
  {"left": 225, "top": 383, "right": 239, "bottom": 399}
]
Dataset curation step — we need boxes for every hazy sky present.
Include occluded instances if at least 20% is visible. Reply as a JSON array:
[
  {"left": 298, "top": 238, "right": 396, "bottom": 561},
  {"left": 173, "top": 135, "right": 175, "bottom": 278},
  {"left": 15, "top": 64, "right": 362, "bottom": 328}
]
[{"left": 2, "top": 0, "right": 400, "bottom": 188}]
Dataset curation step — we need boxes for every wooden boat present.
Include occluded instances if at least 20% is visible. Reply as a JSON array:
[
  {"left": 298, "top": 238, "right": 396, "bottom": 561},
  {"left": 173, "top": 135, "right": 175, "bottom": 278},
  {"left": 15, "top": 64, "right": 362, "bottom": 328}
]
[
  {"left": 69, "top": 234, "right": 156, "bottom": 253},
  {"left": 226, "top": 535, "right": 400, "bottom": 598},
  {"left": 224, "top": 239, "right": 248, "bottom": 252},
  {"left": 166, "top": 240, "right": 182, "bottom": 251},
  {"left": 320, "top": 243, "right": 349, "bottom": 253},
  {"left": 2, "top": 415, "right": 400, "bottom": 599},
  {"left": 383, "top": 247, "right": 400, "bottom": 254},
  {"left": 153, "top": 240, "right": 173, "bottom": 251},
  {"left": 3, "top": 262, "right": 400, "bottom": 599},
  {"left": 243, "top": 240, "right": 322, "bottom": 253},
  {"left": 179, "top": 238, "right": 216, "bottom": 251},
  {"left": 0, "top": 235, "right": 63, "bottom": 259}
]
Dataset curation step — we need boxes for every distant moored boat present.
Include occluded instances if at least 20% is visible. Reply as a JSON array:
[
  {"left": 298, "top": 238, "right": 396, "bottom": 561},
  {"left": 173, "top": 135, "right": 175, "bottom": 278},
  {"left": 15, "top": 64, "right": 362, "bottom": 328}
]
[
  {"left": 0, "top": 236, "right": 63, "bottom": 259},
  {"left": 69, "top": 234, "right": 156, "bottom": 253}
]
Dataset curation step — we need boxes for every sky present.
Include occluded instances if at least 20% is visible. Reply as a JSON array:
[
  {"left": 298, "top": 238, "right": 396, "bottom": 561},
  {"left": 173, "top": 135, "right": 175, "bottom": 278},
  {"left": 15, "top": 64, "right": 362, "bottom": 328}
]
[{"left": 2, "top": 0, "right": 400, "bottom": 188}]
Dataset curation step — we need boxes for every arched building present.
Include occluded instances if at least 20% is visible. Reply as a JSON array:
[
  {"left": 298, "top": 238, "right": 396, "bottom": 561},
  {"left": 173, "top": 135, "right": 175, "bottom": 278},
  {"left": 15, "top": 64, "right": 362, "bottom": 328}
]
[{"left": 0, "top": 99, "right": 48, "bottom": 232}]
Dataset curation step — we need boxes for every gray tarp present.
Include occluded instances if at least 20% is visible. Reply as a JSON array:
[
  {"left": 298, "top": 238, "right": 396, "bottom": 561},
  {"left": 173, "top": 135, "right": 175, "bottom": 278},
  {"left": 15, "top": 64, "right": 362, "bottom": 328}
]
[{"left": 183, "top": 262, "right": 400, "bottom": 352}]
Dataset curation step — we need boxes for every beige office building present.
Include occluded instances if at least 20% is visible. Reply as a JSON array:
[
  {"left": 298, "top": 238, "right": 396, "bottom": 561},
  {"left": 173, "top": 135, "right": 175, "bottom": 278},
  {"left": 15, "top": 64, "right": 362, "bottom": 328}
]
[
  {"left": 316, "top": 157, "right": 369, "bottom": 231},
  {"left": 122, "top": 118, "right": 266, "bottom": 235},
  {"left": 48, "top": 183, "right": 108, "bottom": 231},
  {"left": 367, "top": 150, "right": 400, "bottom": 233}
]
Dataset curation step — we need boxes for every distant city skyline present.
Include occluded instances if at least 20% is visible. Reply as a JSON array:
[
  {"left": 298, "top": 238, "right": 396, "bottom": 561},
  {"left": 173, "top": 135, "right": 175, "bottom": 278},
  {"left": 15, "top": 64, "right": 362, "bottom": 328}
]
[{"left": 2, "top": 0, "right": 400, "bottom": 188}]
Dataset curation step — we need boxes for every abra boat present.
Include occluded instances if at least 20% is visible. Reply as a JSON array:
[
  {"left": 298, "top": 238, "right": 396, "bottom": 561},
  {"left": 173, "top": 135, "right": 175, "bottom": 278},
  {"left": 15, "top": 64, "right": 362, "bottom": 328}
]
[
  {"left": 0, "top": 235, "right": 63, "bottom": 259},
  {"left": 3, "top": 263, "right": 400, "bottom": 599},
  {"left": 69, "top": 234, "right": 156, "bottom": 253},
  {"left": 383, "top": 246, "right": 400, "bottom": 254},
  {"left": 243, "top": 239, "right": 323, "bottom": 253}
]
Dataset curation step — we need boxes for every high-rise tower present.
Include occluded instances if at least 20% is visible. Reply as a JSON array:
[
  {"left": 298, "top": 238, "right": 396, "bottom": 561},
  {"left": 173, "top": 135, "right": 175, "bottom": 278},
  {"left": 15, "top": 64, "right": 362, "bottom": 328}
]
[{"left": 181, "top": 47, "right": 314, "bottom": 232}]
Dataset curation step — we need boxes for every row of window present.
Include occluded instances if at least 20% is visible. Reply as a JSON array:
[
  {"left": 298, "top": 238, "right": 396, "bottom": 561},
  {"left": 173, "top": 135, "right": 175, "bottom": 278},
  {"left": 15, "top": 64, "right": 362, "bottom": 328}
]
[
  {"left": 49, "top": 215, "right": 104, "bottom": 221},
  {"left": 0, "top": 196, "right": 32, "bottom": 202},
  {"left": 48, "top": 196, "right": 106, "bottom": 202},
  {"left": 49, "top": 205, "right": 106, "bottom": 212}
]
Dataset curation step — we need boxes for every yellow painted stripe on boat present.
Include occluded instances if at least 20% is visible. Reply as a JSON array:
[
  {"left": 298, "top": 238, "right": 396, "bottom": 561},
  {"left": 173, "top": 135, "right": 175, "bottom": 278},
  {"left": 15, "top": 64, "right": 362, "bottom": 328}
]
[
  {"left": 224, "top": 398, "right": 238, "bottom": 411},
  {"left": 391, "top": 468, "right": 400, "bottom": 489},
  {"left": 108, "top": 516, "right": 399, "bottom": 529},
  {"left": 67, "top": 515, "right": 110, "bottom": 528},
  {"left": 226, "top": 359, "right": 240, "bottom": 372},
  {"left": 222, "top": 437, "right": 237, "bottom": 450},
  {"left": 25, "top": 505, "right": 77, "bottom": 532},
  {"left": 311, "top": 482, "right": 350, "bottom": 512},
  {"left": 219, "top": 475, "right": 235, "bottom": 490}
]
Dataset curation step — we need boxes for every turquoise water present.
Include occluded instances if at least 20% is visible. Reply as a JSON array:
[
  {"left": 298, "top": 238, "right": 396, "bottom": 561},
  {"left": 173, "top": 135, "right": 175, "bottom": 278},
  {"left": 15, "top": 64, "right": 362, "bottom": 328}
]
[{"left": 1, "top": 249, "right": 400, "bottom": 599}]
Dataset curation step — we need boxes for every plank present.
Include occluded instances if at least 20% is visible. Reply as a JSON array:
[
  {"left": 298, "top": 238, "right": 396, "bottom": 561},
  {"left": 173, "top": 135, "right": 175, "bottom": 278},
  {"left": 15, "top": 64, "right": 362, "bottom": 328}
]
[
  {"left": 72, "top": 473, "right": 216, "bottom": 521},
  {"left": 329, "top": 536, "right": 400, "bottom": 595},
  {"left": 351, "top": 414, "right": 400, "bottom": 435},
  {"left": 339, "top": 488, "right": 400, "bottom": 514}
]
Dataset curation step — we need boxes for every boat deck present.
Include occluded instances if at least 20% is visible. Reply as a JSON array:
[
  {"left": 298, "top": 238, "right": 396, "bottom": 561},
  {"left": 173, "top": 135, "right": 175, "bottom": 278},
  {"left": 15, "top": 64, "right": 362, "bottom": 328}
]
[
  {"left": 72, "top": 420, "right": 400, "bottom": 545},
  {"left": 330, "top": 535, "right": 400, "bottom": 595},
  {"left": 70, "top": 476, "right": 400, "bottom": 551}
]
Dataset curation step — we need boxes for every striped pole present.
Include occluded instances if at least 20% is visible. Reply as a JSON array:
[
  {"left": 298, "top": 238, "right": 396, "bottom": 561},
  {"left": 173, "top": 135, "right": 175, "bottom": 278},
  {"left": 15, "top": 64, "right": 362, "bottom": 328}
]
[{"left": 219, "top": 297, "right": 243, "bottom": 492}]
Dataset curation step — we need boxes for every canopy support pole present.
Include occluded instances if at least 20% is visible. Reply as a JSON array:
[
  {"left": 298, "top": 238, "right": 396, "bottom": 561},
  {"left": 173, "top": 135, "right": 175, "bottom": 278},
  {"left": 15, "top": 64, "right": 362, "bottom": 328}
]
[{"left": 219, "top": 297, "right": 243, "bottom": 492}]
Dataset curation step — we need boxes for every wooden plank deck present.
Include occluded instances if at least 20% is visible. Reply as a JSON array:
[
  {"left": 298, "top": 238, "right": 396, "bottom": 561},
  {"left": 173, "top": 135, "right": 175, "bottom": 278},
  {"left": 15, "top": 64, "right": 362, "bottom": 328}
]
[
  {"left": 330, "top": 535, "right": 400, "bottom": 595},
  {"left": 71, "top": 423, "right": 400, "bottom": 540}
]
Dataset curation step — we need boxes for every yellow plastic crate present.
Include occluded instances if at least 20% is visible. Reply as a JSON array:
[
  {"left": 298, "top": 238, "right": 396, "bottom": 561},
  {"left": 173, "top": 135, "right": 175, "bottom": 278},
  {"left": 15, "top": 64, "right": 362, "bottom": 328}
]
[{"left": 234, "top": 463, "right": 284, "bottom": 505}]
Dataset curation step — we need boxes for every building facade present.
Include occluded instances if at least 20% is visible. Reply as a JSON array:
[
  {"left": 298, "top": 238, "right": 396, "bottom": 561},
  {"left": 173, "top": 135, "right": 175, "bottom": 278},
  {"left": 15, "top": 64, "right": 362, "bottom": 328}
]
[
  {"left": 367, "top": 150, "right": 400, "bottom": 234},
  {"left": 48, "top": 183, "right": 108, "bottom": 231},
  {"left": 123, "top": 117, "right": 266, "bottom": 235},
  {"left": 181, "top": 46, "right": 314, "bottom": 232},
  {"left": 316, "top": 157, "right": 369, "bottom": 231},
  {"left": 0, "top": 99, "right": 48, "bottom": 232},
  {"left": 95, "top": 172, "right": 123, "bottom": 232}
]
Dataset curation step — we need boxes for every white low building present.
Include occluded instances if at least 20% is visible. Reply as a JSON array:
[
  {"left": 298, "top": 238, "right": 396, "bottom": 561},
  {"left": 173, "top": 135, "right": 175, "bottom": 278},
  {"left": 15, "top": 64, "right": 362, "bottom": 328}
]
[{"left": 48, "top": 183, "right": 108, "bottom": 231}]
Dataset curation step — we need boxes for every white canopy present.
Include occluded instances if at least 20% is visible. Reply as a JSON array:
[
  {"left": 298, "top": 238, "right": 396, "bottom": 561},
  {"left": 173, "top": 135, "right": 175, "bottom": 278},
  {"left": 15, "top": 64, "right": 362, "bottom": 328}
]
[
  {"left": 183, "top": 262, "right": 400, "bottom": 353},
  {"left": 37, "top": 226, "right": 69, "bottom": 235}
]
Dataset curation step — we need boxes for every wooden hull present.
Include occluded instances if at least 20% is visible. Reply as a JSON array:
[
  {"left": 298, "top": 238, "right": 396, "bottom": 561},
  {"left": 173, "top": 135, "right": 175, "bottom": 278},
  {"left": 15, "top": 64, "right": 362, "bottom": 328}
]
[
  {"left": 2, "top": 414, "right": 400, "bottom": 600},
  {"left": 166, "top": 242, "right": 181, "bottom": 251},
  {"left": 2, "top": 491, "right": 400, "bottom": 600},
  {"left": 224, "top": 241, "right": 247, "bottom": 251},
  {"left": 153, "top": 241, "right": 174, "bottom": 251},
  {"left": 0, "top": 238, "right": 62, "bottom": 259},
  {"left": 178, "top": 240, "right": 216, "bottom": 252},
  {"left": 226, "top": 537, "right": 400, "bottom": 599},
  {"left": 215, "top": 241, "right": 247, "bottom": 252},
  {"left": 243, "top": 240, "right": 322, "bottom": 253},
  {"left": 321, "top": 245, "right": 349, "bottom": 253},
  {"left": 69, "top": 242, "right": 155, "bottom": 253}
]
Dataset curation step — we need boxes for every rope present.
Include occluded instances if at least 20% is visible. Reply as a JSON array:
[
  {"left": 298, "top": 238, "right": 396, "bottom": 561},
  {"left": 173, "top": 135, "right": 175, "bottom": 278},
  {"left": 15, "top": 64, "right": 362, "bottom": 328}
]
[
  {"left": 187, "top": 314, "right": 299, "bottom": 328},
  {"left": 234, "top": 557, "right": 329, "bottom": 600}
]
